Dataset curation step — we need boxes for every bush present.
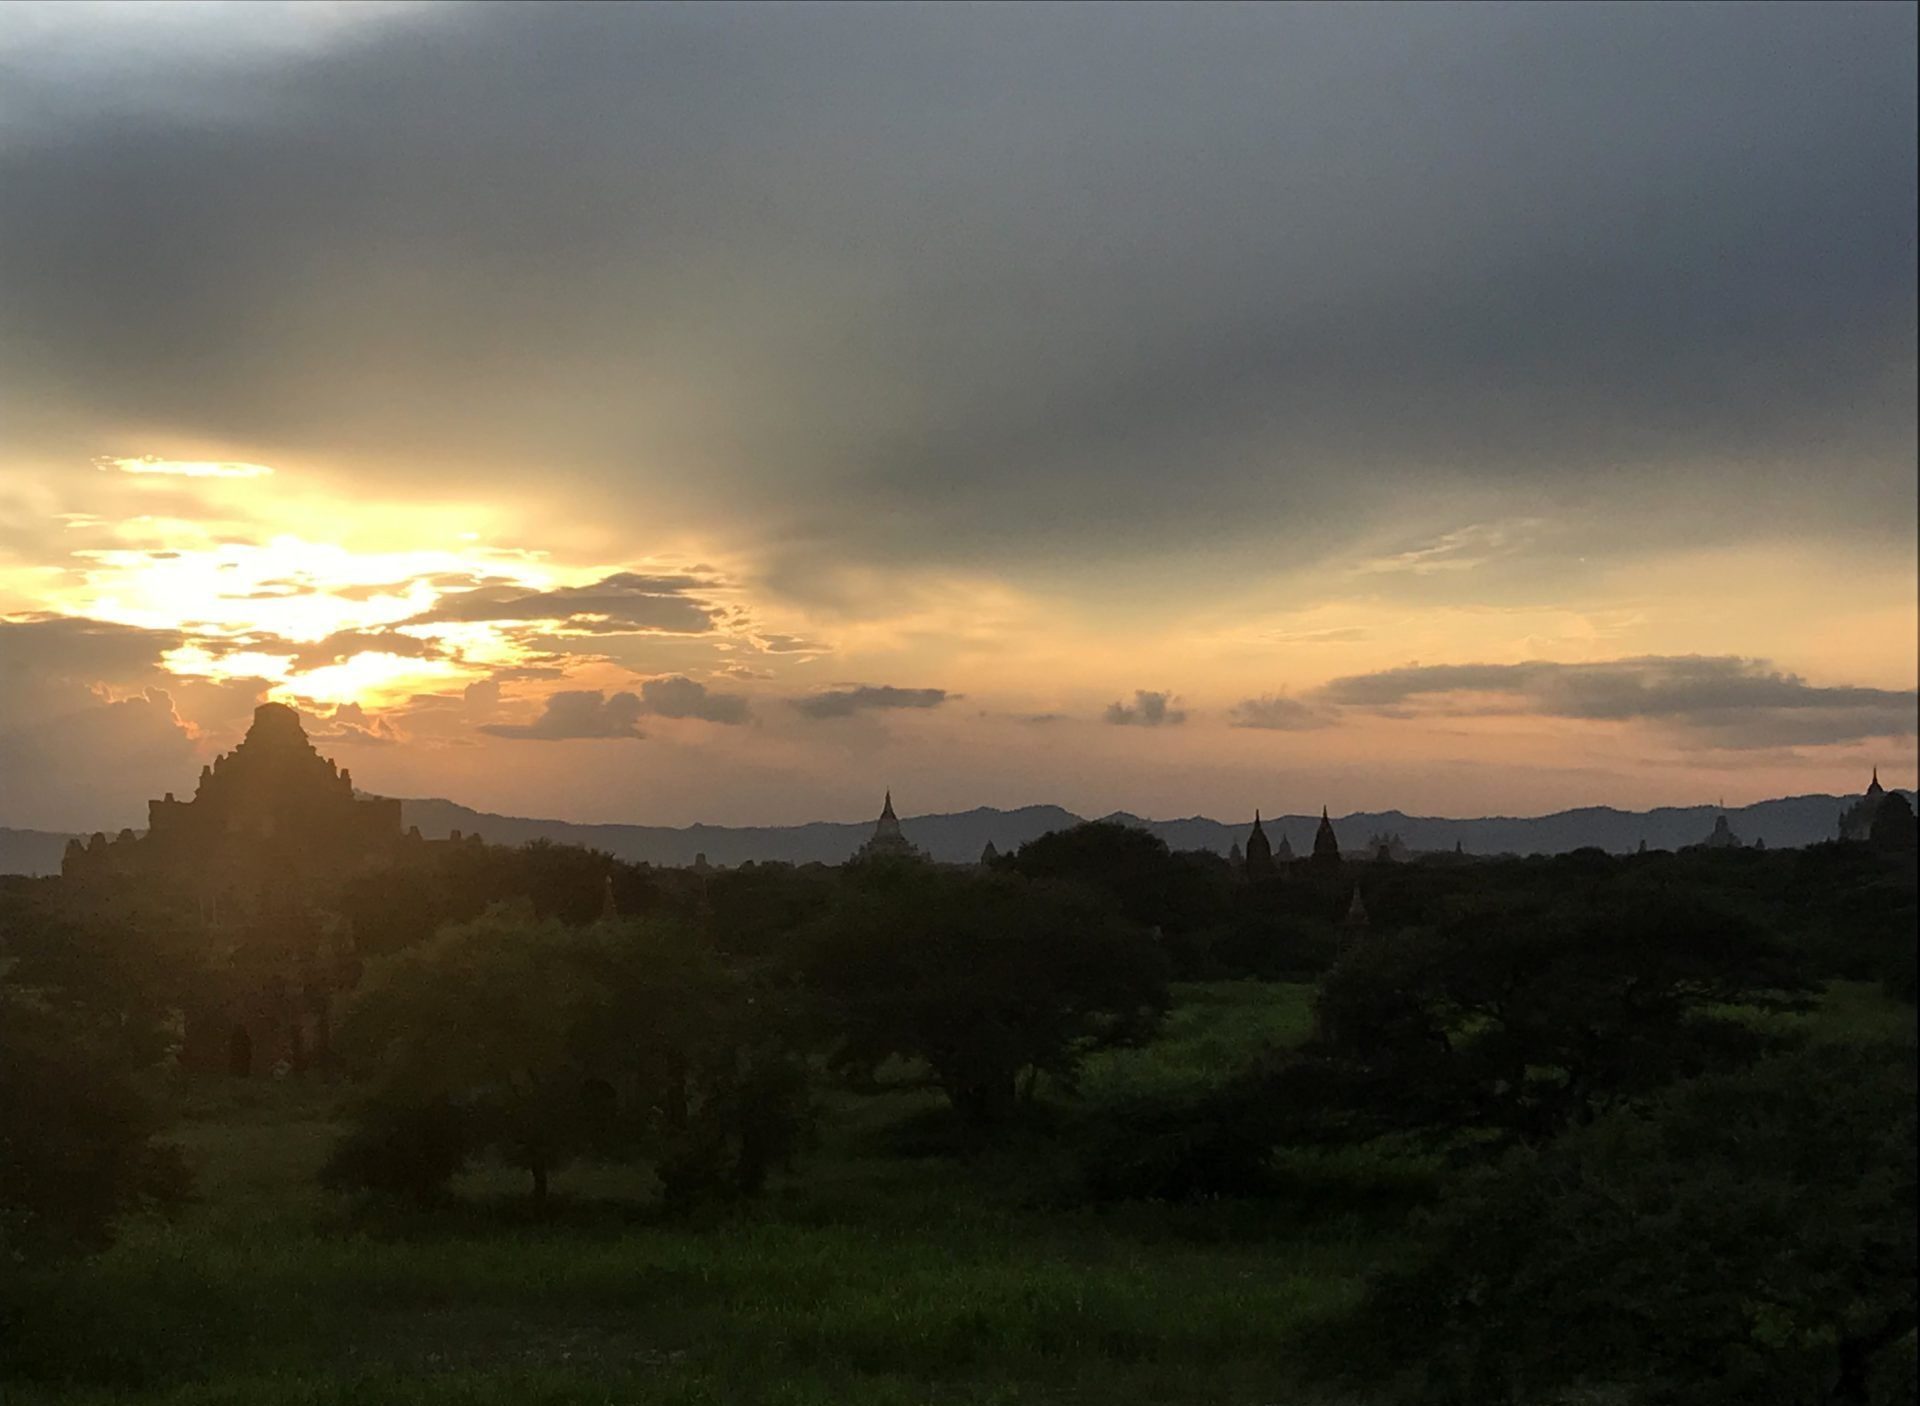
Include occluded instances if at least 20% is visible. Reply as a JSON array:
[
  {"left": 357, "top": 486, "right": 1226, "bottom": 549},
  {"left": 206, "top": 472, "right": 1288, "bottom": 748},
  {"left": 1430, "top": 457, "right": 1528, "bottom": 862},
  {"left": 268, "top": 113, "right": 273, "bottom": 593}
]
[
  {"left": 1074, "top": 1072, "right": 1287, "bottom": 1202},
  {"left": 1314, "top": 1041, "right": 1919, "bottom": 1405},
  {"left": 0, "top": 987, "right": 188, "bottom": 1259},
  {"left": 319, "top": 1095, "right": 473, "bottom": 1205},
  {"left": 327, "top": 910, "right": 811, "bottom": 1207},
  {"left": 803, "top": 866, "right": 1168, "bottom": 1126}
]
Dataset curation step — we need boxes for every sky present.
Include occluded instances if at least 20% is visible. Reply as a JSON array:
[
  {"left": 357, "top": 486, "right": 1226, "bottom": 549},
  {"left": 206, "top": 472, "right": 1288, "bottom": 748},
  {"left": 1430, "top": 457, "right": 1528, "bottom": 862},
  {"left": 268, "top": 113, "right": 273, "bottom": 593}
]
[{"left": 1, "top": 1, "right": 1915, "bottom": 832}]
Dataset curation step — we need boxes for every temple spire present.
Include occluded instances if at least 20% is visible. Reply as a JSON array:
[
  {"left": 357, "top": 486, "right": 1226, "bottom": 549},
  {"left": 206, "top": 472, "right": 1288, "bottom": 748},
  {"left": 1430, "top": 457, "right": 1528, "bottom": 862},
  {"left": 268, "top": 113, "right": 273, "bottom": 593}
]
[
  {"left": 855, "top": 789, "right": 919, "bottom": 860},
  {"left": 1312, "top": 806, "right": 1342, "bottom": 866},
  {"left": 1244, "top": 810, "right": 1275, "bottom": 880}
]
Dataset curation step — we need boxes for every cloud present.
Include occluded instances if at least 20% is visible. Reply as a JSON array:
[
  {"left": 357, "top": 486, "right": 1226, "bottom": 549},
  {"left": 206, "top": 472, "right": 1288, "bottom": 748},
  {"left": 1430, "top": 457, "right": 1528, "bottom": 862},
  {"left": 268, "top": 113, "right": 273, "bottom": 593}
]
[
  {"left": 1229, "top": 695, "right": 1331, "bottom": 730},
  {"left": 284, "top": 628, "right": 444, "bottom": 670},
  {"left": 95, "top": 455, "right": 273, "bottom": 478},
  {"left": 479, "top": 689, "right": 647, "bottom": 740},
  {"left": 633, "top": 674, "right": 751, "bottom": 724},
  {"left": 1104, "top": 690, "right": 1187, "bottom": 727},
  {"left": 416, "top": 572, "right": 723, "bottom": 634},
  {"left": 754, "top": 633, "right": 824, "bottom": 654},
  {"left": 1352, "top": 520, "right": 1544, "bottom": 577},
  {"left": 0, "top": 685, "right": 199, "bottom": 830},
  {"left": 791, "top": 685, "right": 950, "bottom": 720},
  {"left": 1317, "top": 655, "right": 1918, "bottom": 748},
  {"left": 0, "top": 614, "right": 183, "bottom": 691},
  {"left": 302, "top": 700, "right": 398, "bottom": 746},
  {"left": 1, "top": 3, "right": 1909, "bottom": 583}
]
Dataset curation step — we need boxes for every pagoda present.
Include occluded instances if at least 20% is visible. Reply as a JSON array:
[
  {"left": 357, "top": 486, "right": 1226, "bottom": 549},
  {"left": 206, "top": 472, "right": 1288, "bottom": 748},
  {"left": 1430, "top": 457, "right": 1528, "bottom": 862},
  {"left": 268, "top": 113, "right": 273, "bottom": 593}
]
[
  {"left": 853, "top": 791, "right": 925, "bottom": 861},
  {"left": 1311, "top": 807, "right": 1343, "bottom": 867},
  {"left": 1839, "top": 769, "right": 1892, "bottom": 842},
  {"left": 61, "top": 702, "right": 402, "bottom": 1077},
  {"left": 1243, "top": 812, "right": 1276, "bottom": 881}
]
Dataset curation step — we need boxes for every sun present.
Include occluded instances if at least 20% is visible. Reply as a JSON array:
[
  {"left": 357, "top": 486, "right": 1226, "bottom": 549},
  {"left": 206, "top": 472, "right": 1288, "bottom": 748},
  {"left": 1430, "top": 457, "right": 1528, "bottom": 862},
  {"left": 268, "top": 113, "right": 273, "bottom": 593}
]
[{"left": 46, "top": 524, "right": 564, "bottom": 710}]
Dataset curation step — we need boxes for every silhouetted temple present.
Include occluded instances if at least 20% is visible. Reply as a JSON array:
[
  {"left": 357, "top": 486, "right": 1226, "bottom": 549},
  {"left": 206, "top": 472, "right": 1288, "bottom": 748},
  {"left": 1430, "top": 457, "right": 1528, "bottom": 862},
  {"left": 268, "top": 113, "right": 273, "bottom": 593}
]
[
  {"left": 1839, "top": 770, "right": 1893, "bottom": 843},
  {"left": 62, "top": 703, "right": 402, "bottom": 1077},
  {"left": 853, "top": 791, "right": 924, "bottom": 861},
  {"left": 63, "top": 702, "right": 400, "bottom": 888},
  {"left": 1243, "top": 812, "right": 1276, "bottom": 881},
  {"left": 1702, "top": 813, "right": 1741, "bottom": 850},
  {"left": 1311, "top": 807, "right": 1342, "bottom": 867},
  {"left": 1365, "top": 832, "right": 1410, "bottom": 863}
]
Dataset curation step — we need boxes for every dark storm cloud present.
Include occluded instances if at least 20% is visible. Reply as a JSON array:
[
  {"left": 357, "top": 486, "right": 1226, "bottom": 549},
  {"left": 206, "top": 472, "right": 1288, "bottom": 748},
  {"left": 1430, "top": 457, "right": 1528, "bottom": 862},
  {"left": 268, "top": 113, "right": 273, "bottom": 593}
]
[
  {"left": 1318, "top": 656, "right": 1918, "bottom": 748},
  {"left": 479, "top": 689, "right": 647, "bottom": 741},
  {"left": 633, "top": 675, "right": 752, "bottom": 725},
  {"left": 1, "top": 3, "right": 1911, "bottom": 573},
  {"left": 1104, "top": 691, "right": 1186, "bottom": 727},
  {"left": 413, "top": 573, "right": 722, "bottom": 634},
  {"left": 791, "top": 685, "right": 950, "bottom": 720}
]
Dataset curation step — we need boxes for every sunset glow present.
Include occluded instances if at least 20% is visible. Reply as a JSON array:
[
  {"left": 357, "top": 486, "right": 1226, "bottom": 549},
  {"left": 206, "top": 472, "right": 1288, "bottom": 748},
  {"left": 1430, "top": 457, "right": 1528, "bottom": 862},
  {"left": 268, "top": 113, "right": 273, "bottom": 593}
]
[{"left": 0, "top": 1, "right": 1912, "bottom": 835}]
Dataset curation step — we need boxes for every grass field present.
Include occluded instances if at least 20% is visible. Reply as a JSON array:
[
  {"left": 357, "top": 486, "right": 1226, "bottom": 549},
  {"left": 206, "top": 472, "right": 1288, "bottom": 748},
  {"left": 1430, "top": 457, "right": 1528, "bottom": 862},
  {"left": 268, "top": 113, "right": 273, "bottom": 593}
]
[{"left": 4, "top": 979, "right": 1907, "bottom": 1406}]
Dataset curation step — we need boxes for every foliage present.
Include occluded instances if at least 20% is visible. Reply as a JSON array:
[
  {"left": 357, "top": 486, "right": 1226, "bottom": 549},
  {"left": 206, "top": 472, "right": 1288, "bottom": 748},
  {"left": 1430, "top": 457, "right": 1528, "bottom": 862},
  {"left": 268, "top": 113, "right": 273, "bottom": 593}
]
[
  {"left": 0, "top": 881, "right": 192, "bottom": 1261},
  {"left": 1303, "top": 889, "right": 1817, "bottom": 1145},
  {"left": 1073, "top": 1058, "right": 1293, "bottom": 1202},
  {"left": 1316, "top": 1041, "right": 1919, "bottom": 1405},
  {"left": 0, "top": 980, "right": 188, "bottom": 1261},
  {"left": 340, "top": 842, "right": 660, "bottom": 956},
  {"left": 1005, "top": 822, "right": 1230, "bottom": 974},
  {"left": 0, "top": 876, "right": 204, "bottom": 1067},
  {"left": 802, "top": 866, "right": 1169, "bottom": 1125},
  {"left": 319, "top": 1095, "right": 474, "bottom": 1206},
  {"left": 328, "top": 911, "right": 809, "bottom": 1205}
]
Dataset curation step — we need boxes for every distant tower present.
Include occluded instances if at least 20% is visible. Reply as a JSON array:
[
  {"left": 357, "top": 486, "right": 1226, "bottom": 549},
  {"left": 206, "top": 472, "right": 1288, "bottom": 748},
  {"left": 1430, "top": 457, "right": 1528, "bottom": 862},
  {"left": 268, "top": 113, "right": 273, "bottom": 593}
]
[
  {"left": 854, "top": 791, "right": 923, "bottom": 861},
  {"left": 1275, "top": 833, "right": 1295, "bottom": 862},
  {"left": 1702, "top": 813, "right": 1741, "bottom": 849},
  {"left": 1839, "top": 768, "right": 1893, "bottom": 842},
  {"left": 1312, "top": 807, "right": 1342, "bottom": 867},
  {"left": 1341, "top": 886, "right": 1369, "bottom": 931},
  {"left": 979, "top": 840, "right": 1000, "bottom": 866},
  {"left": 1229, "top": 841, "right": 1244, "bottom": 867},
  {"left": 1244, "top": 812, "right": 1276, "bottom": 881}
]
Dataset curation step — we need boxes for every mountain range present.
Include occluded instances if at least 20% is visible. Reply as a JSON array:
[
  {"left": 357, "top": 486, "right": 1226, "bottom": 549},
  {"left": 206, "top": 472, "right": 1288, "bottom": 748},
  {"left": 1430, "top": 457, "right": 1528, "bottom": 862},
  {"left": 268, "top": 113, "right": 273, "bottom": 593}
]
[{"left": 3, "top": 787, "right": 1904, "bottom": 877}]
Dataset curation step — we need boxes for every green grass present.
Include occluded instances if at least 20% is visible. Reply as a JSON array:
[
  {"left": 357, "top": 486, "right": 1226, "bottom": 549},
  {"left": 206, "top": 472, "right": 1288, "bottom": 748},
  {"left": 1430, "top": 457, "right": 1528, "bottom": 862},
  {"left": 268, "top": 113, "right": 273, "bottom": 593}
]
[
  {"left": 7, "top": 977, "right": 1908, "bottom": 1406},
  {"left": 3, "top": 982, "right": 1384, "bottom": 1406}
]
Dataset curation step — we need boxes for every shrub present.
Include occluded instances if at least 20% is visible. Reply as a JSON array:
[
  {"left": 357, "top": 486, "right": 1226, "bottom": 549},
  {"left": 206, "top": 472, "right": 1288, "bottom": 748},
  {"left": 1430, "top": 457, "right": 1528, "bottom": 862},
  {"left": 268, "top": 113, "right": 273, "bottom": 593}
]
[{"left": 1313, "top": 1041, "right": 1919, "bottom": 1405}]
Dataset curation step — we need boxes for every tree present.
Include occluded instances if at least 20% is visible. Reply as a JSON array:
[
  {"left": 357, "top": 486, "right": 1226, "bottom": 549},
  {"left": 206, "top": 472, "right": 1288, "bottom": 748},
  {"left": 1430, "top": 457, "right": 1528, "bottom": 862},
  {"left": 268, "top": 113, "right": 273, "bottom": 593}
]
[
  {"left": 331, "top": 910, "right": 598, "bottom": 1202},
  {"left": 326, "top": 910, "right": 810, "bottom": 1206},
  {"left": 0, "top": 886, "right": 191, "bottom": 1262},
  {"left": 1870, "top": 791, "right": 1917, "bottom": 853},
  {"left": 1304, "top": 891, "right": 1815, "bottom": 1146},
  {"left": 1317, "top": 1041, "right": 1917, "bottom": 1405},
  {"left": 1005, "top": 821, "right": 1231, "bottom": 975},
  {"left": 802, "top": 867, "right": 1168, "bottom": 1125}
]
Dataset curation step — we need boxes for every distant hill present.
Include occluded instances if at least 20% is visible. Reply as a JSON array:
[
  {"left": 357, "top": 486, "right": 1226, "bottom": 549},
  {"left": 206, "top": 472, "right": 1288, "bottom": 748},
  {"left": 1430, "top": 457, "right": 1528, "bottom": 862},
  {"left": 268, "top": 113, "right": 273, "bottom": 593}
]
[
  {"left": 3, "top": 791, "right": 1906, "bottom": 876},
  {"left": 0, "top": 827, "right": 79, "bottom": 879},
  {"left": 390, "top": 798, "right": 1084, "bottom": 869}
]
